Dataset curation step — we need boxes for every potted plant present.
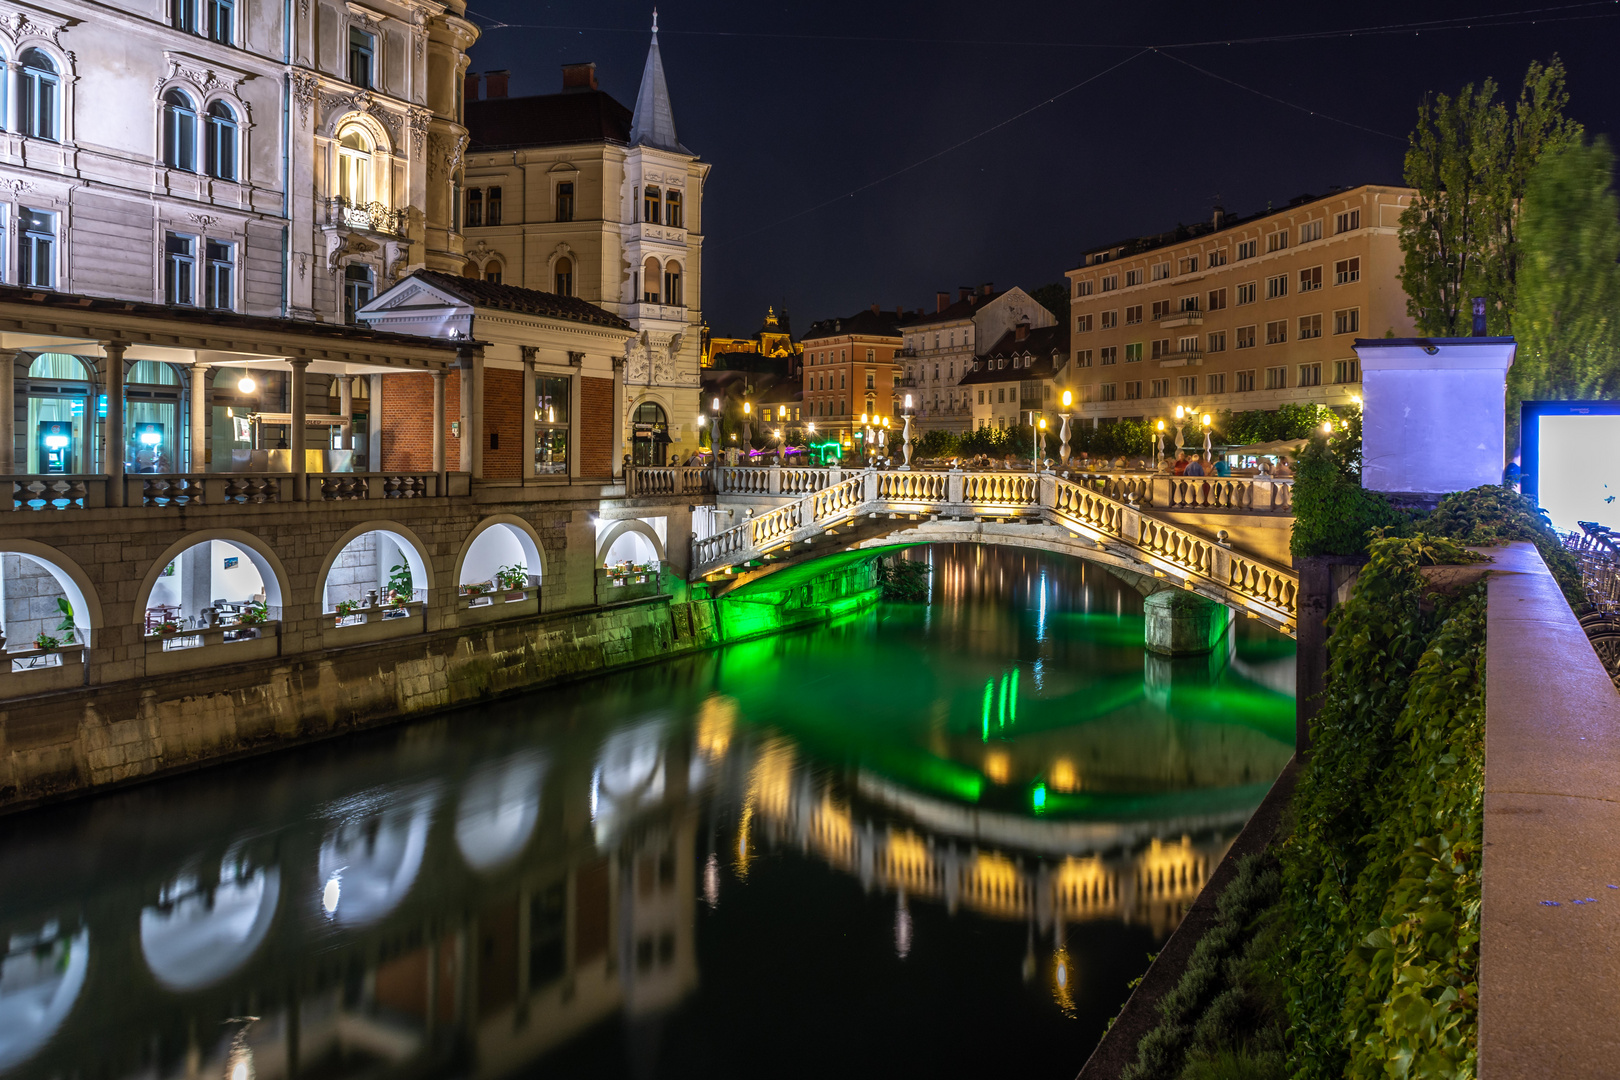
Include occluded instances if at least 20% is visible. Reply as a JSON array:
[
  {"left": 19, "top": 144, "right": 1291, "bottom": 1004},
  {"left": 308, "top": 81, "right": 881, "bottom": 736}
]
[
  {"left": 34, "top": 632, "right": 60, "bottom": 651},
  {"left": 238, "top": 602, "right": 269, "bottom": 627},
  {"left": 334, "top": 599, "right": 359, "bottom": 626},
  {"left": 152, "top": 618, "right": 181, "bottom": 637},
  {"left": 495, "top": 564, "right": 528, "bottom": 597}
]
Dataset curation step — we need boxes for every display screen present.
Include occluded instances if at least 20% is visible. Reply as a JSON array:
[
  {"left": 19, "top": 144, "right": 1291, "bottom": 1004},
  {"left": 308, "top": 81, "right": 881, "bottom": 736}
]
[{"left": 1533, "top": 412, "right": 1620, "bottom": 532}]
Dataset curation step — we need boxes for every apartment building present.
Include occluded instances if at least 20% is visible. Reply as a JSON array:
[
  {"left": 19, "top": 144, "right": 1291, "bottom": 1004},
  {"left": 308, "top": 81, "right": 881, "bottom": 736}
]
[
  {"left": 961, "top": 322, "right": 1069, "bottom": 432},
  {"left": 1063, "top": 185, "right": 1415, "bottom": 427},
  {"left": 800, "top": 307, "right": 914, "bottom": 437},
  {"left": 896, "top": 284, "right": 1052, "bottom": 434}
]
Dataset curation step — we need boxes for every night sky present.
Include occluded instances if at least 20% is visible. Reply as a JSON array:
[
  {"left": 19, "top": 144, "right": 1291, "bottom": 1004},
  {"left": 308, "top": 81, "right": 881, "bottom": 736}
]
[{"left": 462, "top": 0, "right": 1620, "bottom": 336}]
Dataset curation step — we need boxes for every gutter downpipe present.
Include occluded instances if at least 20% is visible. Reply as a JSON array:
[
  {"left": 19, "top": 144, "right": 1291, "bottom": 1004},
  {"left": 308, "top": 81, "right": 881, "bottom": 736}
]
[{"left": 280, "top": 0, "right": 293, "bottom": 317}]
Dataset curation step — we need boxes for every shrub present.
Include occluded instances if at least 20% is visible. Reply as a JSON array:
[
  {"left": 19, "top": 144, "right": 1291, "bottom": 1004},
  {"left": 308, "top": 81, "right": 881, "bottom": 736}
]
[
  {"left": 1290, "top": 436, "right": 1406, "bottom": 557},
  {"left": 912, "top": 428, "right": 959, "bottom": 459}
]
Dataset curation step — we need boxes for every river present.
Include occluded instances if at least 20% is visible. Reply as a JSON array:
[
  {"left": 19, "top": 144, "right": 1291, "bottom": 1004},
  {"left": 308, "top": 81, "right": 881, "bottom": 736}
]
[{"left": 0, "top": 544, "right": 1295, "bottom": 1080}]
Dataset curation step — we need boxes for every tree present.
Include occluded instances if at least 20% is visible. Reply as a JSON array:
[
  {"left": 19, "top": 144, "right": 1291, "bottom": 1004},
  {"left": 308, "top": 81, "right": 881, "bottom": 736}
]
[
  {"left": 1029, "top": 281, "right": 1070, "bottom": 328},
  {"left": 912, "top": 428, "right": 959, "bottom": 459},
  {"left": 1507, "top": 135, "right": 1620, "bottom": 451},
  {"left": 1398, "top": 57, "right": 1581, "bottom": 336}
]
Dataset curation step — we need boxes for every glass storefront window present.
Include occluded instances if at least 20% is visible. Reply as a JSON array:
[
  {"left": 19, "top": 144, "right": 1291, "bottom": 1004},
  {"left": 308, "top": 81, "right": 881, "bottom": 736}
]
[
  {"left": 126, "top": 399, "right": 178, "bottom": 473},
  {"left": 26, "top": 396, "right": 86, "bottom": 473},
  {"left": 535, "top": 375, "right": 570, "bottom": 475},
  {"left": 632, "top": 401, "right": 669, "bottom": 467}
]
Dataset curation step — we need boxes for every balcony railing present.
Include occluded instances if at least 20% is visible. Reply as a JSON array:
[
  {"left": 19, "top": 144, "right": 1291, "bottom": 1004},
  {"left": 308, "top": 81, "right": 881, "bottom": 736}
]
[
  {"left": 1157, "top": 309, "right": 1203, "bottom": 328},
  {"left": 326, "top": 197, "right": 406, "bottom": 237},
  {"left": 1155, "top": 349, "right": 1203, "bottom": 368}
]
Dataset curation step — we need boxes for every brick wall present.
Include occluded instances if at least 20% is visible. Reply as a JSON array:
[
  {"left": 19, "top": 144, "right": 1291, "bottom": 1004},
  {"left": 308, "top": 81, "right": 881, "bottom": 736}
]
[
  {"left": 484, "top": 369, "right": 523, "bottom": 480},
  {"left": 580, "top": 376, "right": 614, "bottom": 478},
  {"left": 380, "top": 374, "right": 459, "bottom": 472}
]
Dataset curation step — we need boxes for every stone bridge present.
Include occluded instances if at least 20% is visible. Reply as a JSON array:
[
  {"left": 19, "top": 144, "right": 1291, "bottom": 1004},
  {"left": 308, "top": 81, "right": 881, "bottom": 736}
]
[{"left": 632, "top": 465, "right": 1300, "bottom": 635}]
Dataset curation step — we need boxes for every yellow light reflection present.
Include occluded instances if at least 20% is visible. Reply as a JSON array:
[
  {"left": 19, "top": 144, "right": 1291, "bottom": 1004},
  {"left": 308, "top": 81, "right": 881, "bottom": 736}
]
[
  {"left": 984, "top": 750, "right": 1011, "bottom": 785},
  {"left": 1052, "top": 946, "right": 1076, "bottom": 1017},
  {"left": 1050, "top": 758, "right": 1079, "bottom": 793},
  {"left": 696, "top": 694, "right": 737, "bottom": 761}
]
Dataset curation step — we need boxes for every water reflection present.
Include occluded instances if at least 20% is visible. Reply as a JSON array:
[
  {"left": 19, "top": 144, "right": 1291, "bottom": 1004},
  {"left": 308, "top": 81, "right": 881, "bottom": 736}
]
[{"left": 0, "top": 544, "right": 1292, "bottom": 1080}]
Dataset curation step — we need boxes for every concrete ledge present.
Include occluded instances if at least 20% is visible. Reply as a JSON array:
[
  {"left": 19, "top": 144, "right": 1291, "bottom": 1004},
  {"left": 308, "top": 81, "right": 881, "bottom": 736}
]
[{"left": 1480, "top": 542, "right": 1620, "bottom": 1078}]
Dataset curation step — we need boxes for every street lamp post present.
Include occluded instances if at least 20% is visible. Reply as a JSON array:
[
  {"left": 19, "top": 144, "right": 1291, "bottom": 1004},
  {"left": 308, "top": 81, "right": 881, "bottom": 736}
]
[
  {"left": 1058, "top": 389, "right": 1073, "bottom": 466},
  {"left": 901, "top": 394, "right": 914, "bottom": 469},
  {"left": 1155, "top": 419, "right": 1166, "bottom": 468},
  {"left": 741, "top": 400, "right": 753, "bottom": 463},
  {"left": 878, "top": 416, "right": 891, "bottom": 462},
  {"left": 709, "top": 396, "right": 722, "bottom": 480}
]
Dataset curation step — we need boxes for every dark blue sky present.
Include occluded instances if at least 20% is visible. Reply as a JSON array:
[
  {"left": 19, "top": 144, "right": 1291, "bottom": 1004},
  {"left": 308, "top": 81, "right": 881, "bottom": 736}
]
[{"left": 462, "top": 0, "right": 1620, "bottom": 336}]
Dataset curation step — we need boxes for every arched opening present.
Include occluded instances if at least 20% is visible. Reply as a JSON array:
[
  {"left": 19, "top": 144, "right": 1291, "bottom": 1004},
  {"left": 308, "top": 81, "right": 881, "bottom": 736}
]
[
  {"left": 1, "top": 551, "right": 92, "bottom": 654},
  {"left": 322, "top": 527, "right": 428, "bottom": 621},
  {"left": 140, "top": 538, "right": 278, "bottom": 636},
  {"left": 20, "top": 49, "right": 59, "bottom": 142},
  {"left": 139, "top": 846, "right": 280, "bottom": 991},
  {"left": 0, "top": 921, "right": 89, "bottom": 1071},
  {"left": 553, "top": 255, "right": 573, "bottom": 297},
  {"left": 631, "top": 401, "right": 669, "bottom": 467},
  {"left": 23, "top": 353, "right": 90, "bottom": 475},
  {"left": 457, "top": 519, "right": 542, "bottom": 595},
  {"left": 601, "top": 527, "right": 659, "bottom": 569},
  {"left": 161, "top": 88, "right": 198, "bottom": 171},
  {"left": 126, "top": 361, "right": 181, "bottom": 474},
  {"left": 663, "top": 259, "right": 683, "bottom": 307},
  {"left": 483, "top": 259, "right": 503, "bottom": 285},
  {"left": 641, "top": 256, "right": 661, "bottom": 303}
]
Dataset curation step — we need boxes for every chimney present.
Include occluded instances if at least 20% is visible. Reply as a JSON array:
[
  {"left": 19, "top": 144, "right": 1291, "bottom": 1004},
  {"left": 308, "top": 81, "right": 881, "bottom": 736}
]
[
  {"left": 464, "top": 71, "right": 483, "bottom": 102},
  {"left": 561, "top": 62, "right": 599, "bottom": 92},
  {"left": 485, "top": 69, "right": 510, "bottom": 99},
  {"left": 980, "top": 282, "right": 994, "bottom": 296},
  {"left": 1212, "top": 206, "right": 1226, "bottom": 230},
  {"left": 936, "top": 291, "right": 950, "bottom": 313},
  {"left": 958, "top": 286, "right": 971, "bottom": 303},
  {"left": 1015, "top": 319, "right": 1030, "bottom": 342},
  {"left": 871, "top": 303, "right": 880, "bottom": 316}
]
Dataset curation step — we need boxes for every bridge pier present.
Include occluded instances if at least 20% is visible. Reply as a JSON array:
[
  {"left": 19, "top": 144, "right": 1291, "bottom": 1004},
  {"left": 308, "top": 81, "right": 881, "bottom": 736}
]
[{"left": 1143, "top": 590, "right": 1232, "bottom": 656}]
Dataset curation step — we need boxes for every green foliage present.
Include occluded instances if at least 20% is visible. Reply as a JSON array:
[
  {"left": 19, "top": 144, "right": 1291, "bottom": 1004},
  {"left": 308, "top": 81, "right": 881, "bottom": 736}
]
[
  {"left": 875, "top": 555, "right": 929, "bottom": 601},
  {"left": 1221, "top": 403, "right": 1339, "bottom": 447},
  {"left": 387, "top": 562, "right": 413, "bottom": 600},
  {"left": 1290, "top": 437, "right": 1406, "bottom": 557},
  {"left": 1423, "top": 484, "right": 1582, "bottom": 603},
  {"left": 912, "top": 428, "right": 960, "bottom": 459},
  {"left": 959, "top": 423, "right": 1031, "bottom": 458},
  {"left": 238, "top": 601, "right": 268, "bottom": 626},
  {"left": 1078, "top": 418, "right": 1155, "bottom": 460},
  {"left": 1507, "top": 134, "right": 1620, "bottom": 452},
  {"left": 1398, "top": 56, "right": 1581, "bottom": 337},
  {"left": 495, "top": 564, "right": 528, "bottom": 591},
  {"left": 1029, "top": 281, "right": 1070, "bottom": 327},
  {"left": 55, "top": 597, "right": 75, "bottom": 644}
]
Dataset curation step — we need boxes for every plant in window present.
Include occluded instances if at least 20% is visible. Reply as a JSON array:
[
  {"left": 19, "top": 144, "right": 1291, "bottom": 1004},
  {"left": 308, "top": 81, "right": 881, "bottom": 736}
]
[
  {"left": 55, "top": 597, "right": 75, "bottom": 644},
  {"left": 237, "top": 601, "right": 268, "bottom": 626},
  {"left": 151, "top": 617, "right": 180, "bottom": 636},
  {"left": 462, "top": 581, "right": 489, "bottom": 597},
  {"left": 386, "top": 563, "right": 413, "bottom": 603},
  {"left": 34, "top": 632, "right": 60, "bottom": 651},
  {"left": 334, "top": 599, "right": 359, "bottom": 622},
  {"left": 495, "top": 565, "right": 528, "bottom": 592}
]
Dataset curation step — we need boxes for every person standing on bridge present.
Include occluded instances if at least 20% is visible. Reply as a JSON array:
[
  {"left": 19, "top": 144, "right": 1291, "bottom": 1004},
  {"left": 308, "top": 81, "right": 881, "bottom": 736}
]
[
  {"left": 1211, "top": 454, "right": 1231, "bottom": 477},
  {"left": 1173, "top": 451, "right": 1189, "bottom": 476},
  {"left": 1185, "top": 454, "right": 1205, "bottom": 478}
]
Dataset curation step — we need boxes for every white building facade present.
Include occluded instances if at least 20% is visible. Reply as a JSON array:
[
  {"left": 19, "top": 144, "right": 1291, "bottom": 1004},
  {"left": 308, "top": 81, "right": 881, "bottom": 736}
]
[{"left": 899, "top": 286, "right": 1053, "bottom": 433}]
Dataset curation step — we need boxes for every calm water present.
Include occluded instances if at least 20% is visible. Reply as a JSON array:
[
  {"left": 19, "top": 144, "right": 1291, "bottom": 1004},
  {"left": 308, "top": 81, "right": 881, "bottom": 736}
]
[{"left": 0, "top": 545, "right": 1294, "bottom": 1080}]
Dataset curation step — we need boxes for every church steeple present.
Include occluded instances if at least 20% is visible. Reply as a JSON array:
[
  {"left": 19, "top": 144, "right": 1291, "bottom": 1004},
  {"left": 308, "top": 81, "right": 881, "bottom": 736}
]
[{"left": 629, "top": 9, "right": 689, "bottom": 154}]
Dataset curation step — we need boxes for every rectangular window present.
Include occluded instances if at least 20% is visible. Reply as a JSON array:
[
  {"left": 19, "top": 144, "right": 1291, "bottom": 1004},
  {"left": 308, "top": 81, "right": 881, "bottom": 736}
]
[
  {"left": 996, "top": 388, "right": 1005, "bottom": 403},
  {"left": 1207, "top": 373, "right": 1226, "bottom": 395},
  {"left": 1101, "top": 310, "right": 1118, "bottom": 330},
  {"left": 1125, "top": 305, "right": 1142, "bottom": 325},
  {"left": 1076, "top": 314, "right": 1092, "bottom": 332},
  {"left": 1236, "top": 282, "right": 1256, "bottom": 305},
  {"left": 1299, "top": 314, "right": 1322, "bottom": 339},
  {"left": 1125, "top": 269, "right": 1143, "bottom": 286},
  {"left": 1207, "top": 331, "right": 1226, "bottom": 353},
  {"left": 486, "top": 186, "right": 502, "bottom": 225},
  {"left": 1336, "top": 209, "right": 1361, "bottom": 233},
  {"left": 1334, "top": 308, "right": 1360, "bottom": 335},
  {"left": 1334, "top": 358, "right": 1361, "bottom": 383},
  {"left": 866, "top": 348, "right": 875, "bottom": 362},
  {"left": 865, "top": 372, "right": 875, "bottom": 389},
  {"left": 1150, "top": 378, "right": 1169, "bottom": 398},
  {"left": 1125, "top": 342, "right": 1143, "bottom": 362},
  {"left": 1265, "top": 366, "right": 1287, "bottom": 390},
  {"left": 207, "top": 0, "right": 233, "bottom": 44},
  {"left": 1151, "top": 263, "right": 1170, "bottom": 281},
  {"left": 1179, "top": 256, "right": 1199, "bottom": 275},
  {"left": 1237, "top": 239, "right": 1256, "bottom": 260},
  {"left": 1178, "top": 295, "right": 1200, "bottom": 313},
  {"left": 1100, "top": 383, "right": 1117, "bottom": 402},
  {"left": 1124, "top": 380, "right": 1142, "bottom": 400},
  {"left": 1335, "top": 257, "right": 1361, "bottom": 285},
  {"left": 1075, "top": 279, "right": 1094, "bottom": 297},
  {"left": 343, "top": 263, "right": 374, "bottom": 324},
  {"left": 1235, "top": 325, "right": 1255, "bottom": 349},
  {"left": 1266, "top": 274, "right": 1288, "bottom": 300},
  {"left": 1208, "top": 248, "right": 1227, "bottom": 267},
  {"left": 348, "top": 28, "right": 376, "bottom": 89},
  {"left": 1299, "top": 220, "right": 1323, "bottom": 243},
  {"left": 1150, "top": 339, "right": 1169, "bottom": 360},
  {"left": 20, "top": 207, "right": 54, "bottom": 288},
  {"left": 1099, "top": 346, "right": 1117, "bottom": 366},
  {"left": 1267, "top": 230, "right": 1288, "bottom": 253},
  {"left": 1299, "top": 265, "right": 1322, "bottom": 292},
  {"left": 1179, "top": 336, "right": 1198, "bottom": 354},
  {"left": 164, "top": 233, "right": 195, "bottom": 305},
  {"left": 1178, "top": 375, "right": 1197, "bottom": 396},
  {"left": 1207, "top": 287, "right": 1227, "bottom": 310},
  {"left": 534, "top": 375, "right": 570, "bottom": 474},
  {"left": 466, "top": 189, "right": 483, "bottom": 228},
  {"left": 555, "top": 182, "right": 574, "bottom": 222},
  {"left": 1074, "top": 349, "right": 1093, "bottom": 367},
  {"left": 1298, "top": 362, "right": 1323, "bottom": 387},
  {"left": 1236, "top": 369, "right": 1256, "bottom": 392},
  {"left": 664, "top": 190, "right": 683, "bottom": 228},
  {"left": 1101, "top": 275, "right": 1117, "bottom": 292},
  {"left": 1266, "top": 320, "right": 1287, "bottom": 345},
  {"left": 1151, "top": 300, "right": 1171, "bottom": 321},
  {"left": 205, "top": 239, "right": 233, "bottom": 310}
]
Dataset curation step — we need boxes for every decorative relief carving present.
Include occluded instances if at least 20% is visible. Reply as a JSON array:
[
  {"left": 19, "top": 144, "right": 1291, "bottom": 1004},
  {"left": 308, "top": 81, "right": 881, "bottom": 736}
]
[
  {"left": 3, "top": 11, "right": 63, "bottom": 46},
  {"left": 158, "top": 56, "right": 245, "bottom": 96},
  {"left": 0, "top": 178, "right": 33, "bottom": 196},
  {"left": 407, "top": 106, "right": 430, "bottom": 156},
  {"left": 289, "top": 69, "right": 319, "bottom": 125},
  {"left": 188, "top": 213, "right": 221, "bottom": 228},
  {"left": 427, "top": 132, "right": 468, "bottom": 180}
]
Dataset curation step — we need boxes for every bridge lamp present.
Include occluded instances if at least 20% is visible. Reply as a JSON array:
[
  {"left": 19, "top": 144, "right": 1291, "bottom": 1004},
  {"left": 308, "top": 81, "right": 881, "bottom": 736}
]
[
  {"left": 743, "top": 401, "right": 751, "bottom": 416},
  {"left": 904, "top": 394, "right": 913, "bottom": 411},
  {"left": 1174, "top": 404, "right": 1185, "bottom": 420},
  {"left": 1201, "top": 413, "right": 1211, "bottom": 428},
  {"left": 1322, "top": 419, "right": 1334, "bottom": 434},
  {"left": 238, "top": 374, "right": 257, "bottom": 394}
]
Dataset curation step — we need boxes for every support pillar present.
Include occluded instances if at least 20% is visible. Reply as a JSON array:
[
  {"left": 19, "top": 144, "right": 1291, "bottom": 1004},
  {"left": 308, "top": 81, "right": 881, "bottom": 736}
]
[
  {"left": 611, "top": 355, "right": 626, "bottom": 478},
  {"left": 0, "top": 348, "right": 16, "bottom": 476},
  {"left": 520, "top": 353, "right": 536, "bottom": 481},
  {"left": 4, "top": 63, "right": 20, "bottom": 136},
  {"left": 102, "top": 341, "right": 128, "bottom": 507},
  {"left": 288, "top": 358, "right": 309, "bottom": 501},
  {"left": 337, "top": 373, "right": 352, "bottom": 449},
  {"left": 189, "top": 360, "right": 209, "bottom": 472},
  {"left": 457, "top": 347, "right": 481, "bottom": 477},
  {"left": 367, "top": 373, "right": 383, "bottom": 471},
  {"left": 431, "top": 367, "right": 446, "bottom": 474},
  {"left": 1143, "top": 589, "right": 1231, "bottom": 657},
  {"left": 1291, "top": 555, "right": 1365, "bottom": 754}
]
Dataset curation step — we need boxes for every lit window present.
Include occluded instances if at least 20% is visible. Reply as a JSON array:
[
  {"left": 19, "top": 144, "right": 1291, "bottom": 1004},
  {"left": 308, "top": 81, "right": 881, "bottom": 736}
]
[
  {"left": 664, "top": 189, "right": 682, "bottom": 228},
  {"left": 337, "top": 127, "right": 374, "bottom": 205}
]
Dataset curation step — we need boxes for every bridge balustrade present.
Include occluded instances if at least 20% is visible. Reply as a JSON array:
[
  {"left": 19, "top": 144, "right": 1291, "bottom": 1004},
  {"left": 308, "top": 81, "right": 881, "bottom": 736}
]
[{"left": 626, "top": 466, "right": 714, "bottom": 497}]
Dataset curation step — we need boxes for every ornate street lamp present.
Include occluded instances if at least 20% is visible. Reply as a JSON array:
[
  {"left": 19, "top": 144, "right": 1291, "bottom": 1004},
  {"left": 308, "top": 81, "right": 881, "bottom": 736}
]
[
  {"left": 1155, "top": 419, "right": 1166, "bottom": 467},
  {"left": 902, "top": 394, "right": 914, "bottom": 469},
  {"left": 1059, "top": 389, "right": 1073, "bottom": 465},
  {"left": 741, "top": 400, "right": 753, "bottom": 461},
  {"left": 709, "top": 396, "right": 722, "bottom": 477}
]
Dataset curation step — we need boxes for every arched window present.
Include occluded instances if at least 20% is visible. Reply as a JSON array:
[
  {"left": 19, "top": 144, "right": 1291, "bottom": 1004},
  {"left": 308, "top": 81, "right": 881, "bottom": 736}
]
[
  {"left": 663, "top": 190, "right": 682, "bottom": 228},
  {"left": 483, "top": 260, "right": 502, "bottom": 285},
  {"left": 554, "top": 257, "right": 573, "bottom": 297},
  {"left": 631, "top": 401, "right": 669, "bottom": 467},
  {"left": 641, "top": 256, "right": 660, "bottom": 303},
  {"left": 162, "top": 90, "right": 198, "bottom": 171},
  {"left": 642, "top": 185, "right": 660, "bottom": 223},
  {"left": 663, "top": 260, "right": 683, "bottom": 307},
  {"left": 337, "top": 127, "right": 374, "bottom": 205},
  {"left": 21, "top": 50, "right": 59, "bottom": 142},
  {"left": 461, "top": 259, "right": 479, "bottom": 280},
  {"left": 204, "top": 101, "right": 237, "bottom": 181}
]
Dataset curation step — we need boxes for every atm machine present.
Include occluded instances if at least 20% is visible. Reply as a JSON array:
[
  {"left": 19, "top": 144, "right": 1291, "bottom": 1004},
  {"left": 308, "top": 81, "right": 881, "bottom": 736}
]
[
  {"left": 37, "top": 421, "right": 73, "bottom": 474},
  {"left": 133, "top": 422, "right": 166, "bottom": 473}
]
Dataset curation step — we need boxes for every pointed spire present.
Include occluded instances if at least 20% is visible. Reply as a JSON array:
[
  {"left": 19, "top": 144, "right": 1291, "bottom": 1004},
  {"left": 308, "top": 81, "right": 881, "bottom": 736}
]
[{"left": 629, "top": 9, "right": 689, "bottom": 154}]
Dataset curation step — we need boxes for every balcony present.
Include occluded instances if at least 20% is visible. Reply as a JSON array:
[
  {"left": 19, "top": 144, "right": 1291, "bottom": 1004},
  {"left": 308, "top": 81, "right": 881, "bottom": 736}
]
[
  {"left": 325, "top": 197, "right": 406, "bottom": 237},
  {"left": 1158, "top": 308, "right": 1203, "bottom": 329},
  {"left": 1155, "top": 349, "right": 1203, "bottom": 368}
]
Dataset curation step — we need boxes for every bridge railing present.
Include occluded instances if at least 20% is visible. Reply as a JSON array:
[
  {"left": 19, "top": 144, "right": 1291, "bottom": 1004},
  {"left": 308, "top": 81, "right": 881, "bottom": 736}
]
[
  {"left": 627, "top": 465, "right": 714, "bottom": 497},
  {"left": 693, "top": 467, "right": 1299, "bottom": 628}
]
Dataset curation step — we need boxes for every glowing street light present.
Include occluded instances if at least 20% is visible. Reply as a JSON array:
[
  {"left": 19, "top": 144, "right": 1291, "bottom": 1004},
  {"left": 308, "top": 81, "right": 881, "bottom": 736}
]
[
  {"left": 1058, "top": 389, "right": 1073, "bottom": 465},
  {"left": 901, "top": 395, "right": 915, "bottom": 468},
  {"left": 237, "top": 374, "right": 256, "bottom": 394}
]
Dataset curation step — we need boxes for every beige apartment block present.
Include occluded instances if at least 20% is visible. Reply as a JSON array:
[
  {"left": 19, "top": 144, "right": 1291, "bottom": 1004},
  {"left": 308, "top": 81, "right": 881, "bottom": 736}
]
[{"left": 1062, "top": 184, "right": 1416, "bottom": 428}]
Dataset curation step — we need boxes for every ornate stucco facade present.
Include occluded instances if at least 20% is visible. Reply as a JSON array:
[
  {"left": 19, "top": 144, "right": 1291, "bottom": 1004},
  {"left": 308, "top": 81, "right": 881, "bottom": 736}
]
[{"left": 460, "top": 25, "right": 708, "bottom": 465}]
